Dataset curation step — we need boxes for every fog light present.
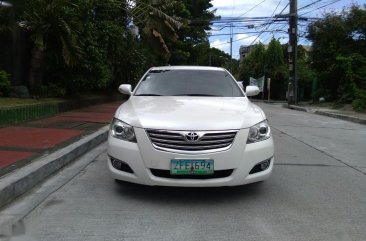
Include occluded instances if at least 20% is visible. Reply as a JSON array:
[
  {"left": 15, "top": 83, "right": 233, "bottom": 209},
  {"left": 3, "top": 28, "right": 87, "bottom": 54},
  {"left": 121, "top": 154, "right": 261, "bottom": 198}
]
[
  {"left": 110, "top": 156, "right": 134, "bottom": 173},
  {"left": 112, "top": 158, "right": 123, "bottom": 170},
  {"left": 249, "top": 158, "right": 272, "bottom": 174},
  {"left": 260, "top": 160, "right": 270, "bottom": 170}
]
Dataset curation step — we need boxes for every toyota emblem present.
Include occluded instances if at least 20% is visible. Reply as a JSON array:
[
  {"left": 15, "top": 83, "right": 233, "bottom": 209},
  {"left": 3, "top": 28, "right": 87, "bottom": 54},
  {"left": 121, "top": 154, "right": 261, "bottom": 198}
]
[{"left": 185, "top": 132, "right": 200, "bottom": 142}]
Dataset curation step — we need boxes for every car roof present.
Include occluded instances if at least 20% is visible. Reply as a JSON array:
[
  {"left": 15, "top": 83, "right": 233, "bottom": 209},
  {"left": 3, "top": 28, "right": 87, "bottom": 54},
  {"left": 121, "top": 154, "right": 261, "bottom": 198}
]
[{"left": 150, "top": 66, "right": 226, "bottom": 72}]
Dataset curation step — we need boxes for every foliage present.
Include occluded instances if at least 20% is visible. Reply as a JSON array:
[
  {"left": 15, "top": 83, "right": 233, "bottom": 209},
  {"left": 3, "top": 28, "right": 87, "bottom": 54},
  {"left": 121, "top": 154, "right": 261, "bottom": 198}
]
[
  {"left": 237, "top": 43, "right": 266, "bottom": 85},
  {"left": 130, "top": 0, "right": 182, "bottom": 62},
  {"left": 186, "top": 42, "right": 235, "bottom": 69},
  {"left": 0, "top": 0, "right": 25, "bottom": 33},
  {"left": 237, "top": 39, "right": 291, "bottom": 99},
  {"left": 19, "top": 0, "right": 82, "bottom": 95},
  {"left": 296, "top": 45, "right": 316, "bottom": 100},
  {"left": 307, "top": 5, "right": 366, "bottom": 110},
  {"left": 20, "top": 0, "right": 82, "bottom": 65},
  {"left": 0, "top": 0, "right": 223, "bottom": 97},
  {"left": 166, "top": 0, "right": 216, "bottom": 65},
  {"left": 0, "top": 70, "right": 11, "bottom": 96}
]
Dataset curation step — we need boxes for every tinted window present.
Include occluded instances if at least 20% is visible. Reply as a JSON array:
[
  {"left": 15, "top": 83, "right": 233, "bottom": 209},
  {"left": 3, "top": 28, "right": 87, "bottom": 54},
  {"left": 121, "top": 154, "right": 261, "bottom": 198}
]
[{"left": 134, "top": 69, "right": 244, "bottom": 97}]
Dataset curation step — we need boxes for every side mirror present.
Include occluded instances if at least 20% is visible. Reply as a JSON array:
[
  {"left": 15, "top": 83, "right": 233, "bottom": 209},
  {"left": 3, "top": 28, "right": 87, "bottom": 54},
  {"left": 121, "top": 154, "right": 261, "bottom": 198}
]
[
  {"left": 237, "top": 81, "right": 244, "bottom": 89},
  {"left": 118, "top": 84, "right": 132, "bottom": 95},
  {"left": 245, "top": 86, "right": 260, "bottom": 97}
]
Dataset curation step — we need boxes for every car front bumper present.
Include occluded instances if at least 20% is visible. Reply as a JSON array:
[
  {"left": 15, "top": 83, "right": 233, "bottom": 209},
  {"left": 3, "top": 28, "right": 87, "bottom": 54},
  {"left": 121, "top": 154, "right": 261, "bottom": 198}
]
[{"left": 107, "top": 127, "right": 274, "bottom": 187}]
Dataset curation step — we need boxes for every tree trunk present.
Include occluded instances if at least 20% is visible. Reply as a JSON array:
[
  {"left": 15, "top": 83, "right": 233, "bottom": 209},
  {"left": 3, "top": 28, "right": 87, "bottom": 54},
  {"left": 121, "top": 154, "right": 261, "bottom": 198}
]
[{"left": 29, "top": 45, "right": 43, "bottom": 96}]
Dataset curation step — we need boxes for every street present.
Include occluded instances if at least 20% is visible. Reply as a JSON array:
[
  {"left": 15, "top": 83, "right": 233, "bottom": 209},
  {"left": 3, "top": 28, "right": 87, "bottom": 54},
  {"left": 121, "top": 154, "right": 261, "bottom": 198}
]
[{"left": 8, "top": 103, "right": 366, "bottom": 241}]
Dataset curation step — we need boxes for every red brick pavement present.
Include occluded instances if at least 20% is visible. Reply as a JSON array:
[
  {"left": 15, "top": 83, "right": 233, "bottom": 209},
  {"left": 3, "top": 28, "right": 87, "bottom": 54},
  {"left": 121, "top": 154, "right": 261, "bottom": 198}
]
[
  {"left": 0, "top": 150, "right": 35, "bottom": 168},
  {"left": 0, "top": 127, "right": 83, "bottom": 149},
  {"left": 0, "top": 101, "right": 122, "bottom": 173}
]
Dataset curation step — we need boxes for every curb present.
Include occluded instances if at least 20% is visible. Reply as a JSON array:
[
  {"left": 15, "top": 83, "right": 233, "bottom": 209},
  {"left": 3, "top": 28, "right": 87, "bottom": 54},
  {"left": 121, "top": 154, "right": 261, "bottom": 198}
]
[
  {"left": 0, "top": 125, "right": 109, "bottom": 210},
  {"left": 286, "top": 104, "right": 308, "bottom": 112},
  {"left": 284, "top": 104, "right": 366, "bottom": 125},
  {"left": 314, "top": 110, "right": 366, "bottom": 125}
]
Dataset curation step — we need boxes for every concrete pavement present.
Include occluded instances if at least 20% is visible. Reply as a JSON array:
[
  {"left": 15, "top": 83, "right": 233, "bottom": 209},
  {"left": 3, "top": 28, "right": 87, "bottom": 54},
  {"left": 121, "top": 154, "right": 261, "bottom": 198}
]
[
  {"left": 1, "top": 102, "right": 365, "bottom": 241},
  {"left": 1, "top": 100, "right": 365, "bottom": 209},
  {"left": 0, "top": 99, "right": 365, "bottom": 239}
]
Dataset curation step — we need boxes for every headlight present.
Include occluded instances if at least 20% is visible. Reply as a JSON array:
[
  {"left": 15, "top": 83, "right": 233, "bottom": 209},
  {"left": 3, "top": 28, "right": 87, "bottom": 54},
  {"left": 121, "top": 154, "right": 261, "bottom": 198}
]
[
  {"left": 247, "top": 120, "right": 271, "bottom": 144},
  {"left": 110, "top": 118, "right": 136, "bottom": 142}
]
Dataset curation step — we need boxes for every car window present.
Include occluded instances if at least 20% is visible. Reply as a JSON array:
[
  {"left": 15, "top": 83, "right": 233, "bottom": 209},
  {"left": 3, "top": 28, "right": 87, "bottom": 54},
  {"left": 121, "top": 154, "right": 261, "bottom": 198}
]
[{"left": 134, "top": 69, "right": 244, "bottom": 97}]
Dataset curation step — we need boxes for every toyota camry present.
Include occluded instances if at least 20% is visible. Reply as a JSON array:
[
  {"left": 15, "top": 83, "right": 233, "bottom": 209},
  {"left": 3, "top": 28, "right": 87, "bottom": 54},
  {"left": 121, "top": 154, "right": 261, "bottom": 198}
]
[{"left": 107, "top": 66, "right": 274, "bottom": 187}]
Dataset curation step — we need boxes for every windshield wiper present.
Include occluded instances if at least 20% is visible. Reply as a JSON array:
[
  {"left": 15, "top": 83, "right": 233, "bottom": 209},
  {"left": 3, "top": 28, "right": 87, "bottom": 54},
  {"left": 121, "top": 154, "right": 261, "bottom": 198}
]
[
  {"left": 134, "top": 94, "right": 162, "bottom": 96},
  {"left": 173, "top": 94, "right": 222, "bottom": 97}
]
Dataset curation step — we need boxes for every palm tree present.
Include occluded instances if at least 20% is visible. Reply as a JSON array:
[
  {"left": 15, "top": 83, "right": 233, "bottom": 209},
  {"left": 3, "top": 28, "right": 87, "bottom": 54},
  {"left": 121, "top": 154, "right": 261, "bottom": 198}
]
[
  {"left": 126, "top": 0, "right": 182, "bottom": 61},
  {"left": 18, "top": 0, "right": 81, "bottom": 95}
]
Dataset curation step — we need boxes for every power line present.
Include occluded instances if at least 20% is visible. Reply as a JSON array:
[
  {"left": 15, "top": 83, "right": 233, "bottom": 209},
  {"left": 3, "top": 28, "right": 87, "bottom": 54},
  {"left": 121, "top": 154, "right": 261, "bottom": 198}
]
[
  {"left": 237, "top": 0, "right": 267, "bottom": 18},
  {"left": 298, "top": 0, "right": 324, "bottom": 11},
  {"left": 210, "top": 30, "right": 288, "bottom": 36},
  {"left": 298, "top": 0, "right": 342, "bottom": 16},
  {"left": 277, "top": 2, "right": 290, "bottom": 16},
  {"left": 246, "top": 0, "right": 284, "bottom": 46}
]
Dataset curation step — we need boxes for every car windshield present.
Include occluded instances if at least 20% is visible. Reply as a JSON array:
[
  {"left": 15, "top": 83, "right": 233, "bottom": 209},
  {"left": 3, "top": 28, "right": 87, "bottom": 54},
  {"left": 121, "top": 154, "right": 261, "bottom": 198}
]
[{"left": 134, "top": 69, "right": 244, "bottom": 97}]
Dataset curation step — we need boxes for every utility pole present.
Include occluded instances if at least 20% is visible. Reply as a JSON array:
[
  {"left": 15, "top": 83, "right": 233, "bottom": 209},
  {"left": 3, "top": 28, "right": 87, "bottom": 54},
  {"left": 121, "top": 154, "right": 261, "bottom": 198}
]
[
  {"left": 288, "top": 0, "right": 298, "bottom": 104},
  {"left": 229, "top": 23, "right": 233, "bottom": 72}
]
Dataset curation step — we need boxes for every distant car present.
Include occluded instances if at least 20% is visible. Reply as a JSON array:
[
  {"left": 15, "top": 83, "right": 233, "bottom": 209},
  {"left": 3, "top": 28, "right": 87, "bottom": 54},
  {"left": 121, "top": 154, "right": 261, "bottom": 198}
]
[{"left": 107, "top": 66, "right": 274, "bottom": 187}]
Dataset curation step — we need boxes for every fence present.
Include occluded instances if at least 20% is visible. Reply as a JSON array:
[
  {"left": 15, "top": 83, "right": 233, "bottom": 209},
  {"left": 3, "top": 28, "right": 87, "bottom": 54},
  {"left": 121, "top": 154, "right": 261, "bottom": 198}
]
[{"left": 0, "top": 103, "right": 59, "bottom": 126}]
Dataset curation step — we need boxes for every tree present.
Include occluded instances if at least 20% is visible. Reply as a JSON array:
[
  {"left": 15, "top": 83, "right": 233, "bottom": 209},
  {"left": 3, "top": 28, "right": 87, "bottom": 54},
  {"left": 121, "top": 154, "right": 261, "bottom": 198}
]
[
  {"left": 296, "top": 45, "right": 316, "bottom": 100},
  {"left": 237, "top": 43, "right": 266, "bottom": 85},
  {"left": 307, "top": 5, "right": 366, "bottom": 109},
  {"left": 19, "top": 0, "right": 81, "bottom": 95},
  {"left": 265, "top": 38, "right": 288, "bottom": 99},
  {"left": 129, "top": 0, "right": 182, "bottom": 63},
  {"left": 166, "top": 0, "right": 216, "bottom": 65},
  {"left": 186, "top": 42, "right": 234, "bottom": 68}
]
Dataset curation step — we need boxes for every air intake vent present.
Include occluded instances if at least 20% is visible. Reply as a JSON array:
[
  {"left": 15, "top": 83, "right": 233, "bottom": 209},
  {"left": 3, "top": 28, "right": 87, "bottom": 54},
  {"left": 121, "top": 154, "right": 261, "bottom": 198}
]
[{"left": 150, "top": 169, "right": 234, "bottom": 179}]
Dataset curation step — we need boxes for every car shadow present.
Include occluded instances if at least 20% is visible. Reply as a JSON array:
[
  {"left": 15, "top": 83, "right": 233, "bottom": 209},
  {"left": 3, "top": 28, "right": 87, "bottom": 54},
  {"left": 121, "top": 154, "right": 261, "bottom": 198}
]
[{"left": 113, "top": 180, "right": 268, "bottom": 205}]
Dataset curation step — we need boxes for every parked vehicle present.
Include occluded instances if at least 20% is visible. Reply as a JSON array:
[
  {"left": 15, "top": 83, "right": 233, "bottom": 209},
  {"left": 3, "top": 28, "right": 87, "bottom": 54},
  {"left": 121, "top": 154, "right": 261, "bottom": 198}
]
[{"left": 108, "top": 66, "right": 274, "bottom": 186}]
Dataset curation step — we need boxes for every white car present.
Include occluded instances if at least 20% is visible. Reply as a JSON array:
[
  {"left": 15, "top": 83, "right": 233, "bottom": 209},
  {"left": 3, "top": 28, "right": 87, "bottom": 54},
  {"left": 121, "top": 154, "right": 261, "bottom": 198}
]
[{"left": 107, "top": 66, "right": 274, "bottom": 187}]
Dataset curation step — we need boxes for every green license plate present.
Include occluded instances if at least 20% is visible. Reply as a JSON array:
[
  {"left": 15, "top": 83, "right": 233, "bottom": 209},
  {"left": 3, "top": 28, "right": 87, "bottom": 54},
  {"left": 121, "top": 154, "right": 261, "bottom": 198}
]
[{"left": 170, "top": 159, "right": 214, "bottom": 175}]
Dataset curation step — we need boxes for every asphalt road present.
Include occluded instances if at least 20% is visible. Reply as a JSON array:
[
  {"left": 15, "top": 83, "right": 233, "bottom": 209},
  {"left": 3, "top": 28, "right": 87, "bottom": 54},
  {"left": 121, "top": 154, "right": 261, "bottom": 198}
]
[{"left": 8, "top": 103, "right": 366, "bottom": 241}]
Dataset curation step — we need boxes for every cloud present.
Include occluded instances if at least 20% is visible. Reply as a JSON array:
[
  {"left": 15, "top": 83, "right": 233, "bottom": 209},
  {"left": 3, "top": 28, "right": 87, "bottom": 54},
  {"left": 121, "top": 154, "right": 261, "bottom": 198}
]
[
  {"left": 209, "top": 34, "right": 263, "bottom": 57},
  {"left": 235, "top": 33, "right": 262, "bottom": 45},
  {"left": 211, "top": 0, "right": 287, "bottom": 18},
  {"left": 210, "top": 39, "right": 230, "bottom": 53}
]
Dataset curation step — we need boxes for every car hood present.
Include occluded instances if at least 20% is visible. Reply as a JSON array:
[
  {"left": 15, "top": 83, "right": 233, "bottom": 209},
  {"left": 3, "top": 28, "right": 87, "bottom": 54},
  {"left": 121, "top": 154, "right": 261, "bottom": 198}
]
[{"left": 115, "top": 97, "right": 265, "bottom": 130}]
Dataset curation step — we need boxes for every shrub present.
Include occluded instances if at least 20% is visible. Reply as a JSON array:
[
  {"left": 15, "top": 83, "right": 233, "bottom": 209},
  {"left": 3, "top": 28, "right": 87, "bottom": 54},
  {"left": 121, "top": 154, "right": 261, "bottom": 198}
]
[
  {"left": 48, "top": 83, "right": 66, "bottom": 97},
  {"left": 0, "top": 70, "right": 11, "bottom": 96},
  {"left": 352, "top": 87, "right": 366, "bottom": 111}
]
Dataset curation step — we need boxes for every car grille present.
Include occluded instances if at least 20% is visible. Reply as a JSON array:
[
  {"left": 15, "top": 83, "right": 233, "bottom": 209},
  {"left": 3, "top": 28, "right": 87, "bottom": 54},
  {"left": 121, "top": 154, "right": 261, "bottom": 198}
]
[{"left": 145, "top": 129, "right": 237, "bottom": 153}]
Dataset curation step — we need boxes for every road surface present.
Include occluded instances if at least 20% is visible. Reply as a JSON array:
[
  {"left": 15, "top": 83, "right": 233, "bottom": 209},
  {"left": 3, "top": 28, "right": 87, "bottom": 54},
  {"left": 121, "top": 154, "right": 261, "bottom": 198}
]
[{"left": 7, "top": 103, "right": 366, "bottom": 241}]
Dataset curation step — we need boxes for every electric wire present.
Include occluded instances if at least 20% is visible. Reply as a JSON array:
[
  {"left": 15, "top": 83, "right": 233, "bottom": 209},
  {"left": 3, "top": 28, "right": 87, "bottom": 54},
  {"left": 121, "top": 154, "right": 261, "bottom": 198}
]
[
  {"left": 298, "top": 0, "right": 325, "bottom": 11},
  {"left": 237, "top": 0, "right": 267, "bottom": 18},
  {"left": 298, "top": 0, "right": 342, "bottom": 16},
  {"left": 245, "top": 0, "right": 284, "bottom": 46}
]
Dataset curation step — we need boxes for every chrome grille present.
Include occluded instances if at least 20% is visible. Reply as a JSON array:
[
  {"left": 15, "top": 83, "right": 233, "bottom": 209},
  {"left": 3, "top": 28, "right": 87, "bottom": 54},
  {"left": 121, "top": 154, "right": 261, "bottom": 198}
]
[{"left": 146, "top": 129, "right": 237, "bottom": 153}]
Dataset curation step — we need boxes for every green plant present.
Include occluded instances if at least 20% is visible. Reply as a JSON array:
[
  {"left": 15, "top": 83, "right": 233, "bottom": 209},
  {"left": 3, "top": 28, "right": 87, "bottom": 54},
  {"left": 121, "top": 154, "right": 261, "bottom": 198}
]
[
  {"left": 352, "top": 87, "right": 366, "bottom": 111},
  {"left": 47, "top": 83, "right": 66, "bottom": 97},
  {"left": 0, "top": 70, "right": 11, "bottom": 96}
]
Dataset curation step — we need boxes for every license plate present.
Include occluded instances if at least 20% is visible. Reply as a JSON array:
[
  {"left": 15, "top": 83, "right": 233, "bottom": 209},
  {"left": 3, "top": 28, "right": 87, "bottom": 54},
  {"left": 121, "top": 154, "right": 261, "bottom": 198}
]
[{"left": 170, "top": 159, "right": 214, "bottom": 175}]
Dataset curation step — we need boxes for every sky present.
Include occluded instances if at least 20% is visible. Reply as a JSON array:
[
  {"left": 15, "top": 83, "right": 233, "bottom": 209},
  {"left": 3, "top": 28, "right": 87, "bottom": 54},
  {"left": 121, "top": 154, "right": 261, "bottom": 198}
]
[{"left": 209, "top": 0, "right": 365, "bottom": 59}]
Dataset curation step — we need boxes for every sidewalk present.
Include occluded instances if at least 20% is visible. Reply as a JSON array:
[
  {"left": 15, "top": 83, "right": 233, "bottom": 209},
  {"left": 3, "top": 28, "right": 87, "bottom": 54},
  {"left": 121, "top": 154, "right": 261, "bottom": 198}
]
[
  {"left": 286, "top": 104, "right": 366, "bottom": 125},
  {"left": 0, "top": 101, "right": 122, "bottom": 208}
]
